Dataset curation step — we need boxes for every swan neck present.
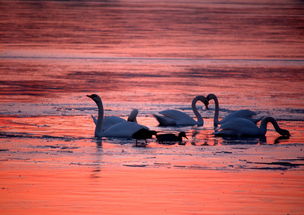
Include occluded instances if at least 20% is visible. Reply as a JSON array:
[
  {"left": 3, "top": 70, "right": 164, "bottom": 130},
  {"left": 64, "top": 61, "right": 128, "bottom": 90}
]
[
  {"left": 95, "top": 100, "right": 104, "bottom": 137},
  {"left": 209, "top": 94, "right": 219, "bottom": 128},
  {"left": 192, "top": 97, "right": 203, "bottom": 126},
  {"left": 260, "top": 117, "right": 283, "bottom": 135}
]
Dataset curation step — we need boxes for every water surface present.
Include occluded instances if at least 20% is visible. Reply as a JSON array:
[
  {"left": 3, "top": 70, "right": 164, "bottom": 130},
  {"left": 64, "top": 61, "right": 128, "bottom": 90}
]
[{"left": 0, "top": 0, "right": 304, "bottom": 214}]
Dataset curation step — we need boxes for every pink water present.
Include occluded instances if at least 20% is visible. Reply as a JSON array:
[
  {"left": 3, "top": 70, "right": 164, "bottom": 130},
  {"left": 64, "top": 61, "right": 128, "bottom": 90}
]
[{"left": 0, "top": 0, "right": 304, "bottom": 214}]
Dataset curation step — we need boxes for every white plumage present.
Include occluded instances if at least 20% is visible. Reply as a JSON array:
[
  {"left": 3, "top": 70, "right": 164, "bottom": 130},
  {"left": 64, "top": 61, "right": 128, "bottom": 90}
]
[
  {"left": 153, "top": 95, "right": 209, "bottom": 126},
  {"left": 87, "top": 94, "right": 148, "bottom": 138},
  {"left": 215, "top": 117, "right": 290, "bottom": 137},
  {"left": 91, "top": 109, "right": 138, "bottom": 131},
  {"left": 207, "top": 94, "right": 260, "bottom": 128}
]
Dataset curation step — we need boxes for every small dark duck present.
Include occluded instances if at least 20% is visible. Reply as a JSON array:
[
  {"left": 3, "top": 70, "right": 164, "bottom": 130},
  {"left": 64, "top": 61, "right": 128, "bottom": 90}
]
[
  {"left": 132, "top": 128, "right": 157, "bottom": 146},
  {"left": 156, "top": 132, "right": 188, "bottom": 143}
]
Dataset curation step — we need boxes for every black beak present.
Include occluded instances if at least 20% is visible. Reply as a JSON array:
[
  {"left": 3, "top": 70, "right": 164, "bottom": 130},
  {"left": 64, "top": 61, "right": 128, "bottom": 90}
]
[{"left": 204, "top": 102, "right": 209, "bottom": 110}]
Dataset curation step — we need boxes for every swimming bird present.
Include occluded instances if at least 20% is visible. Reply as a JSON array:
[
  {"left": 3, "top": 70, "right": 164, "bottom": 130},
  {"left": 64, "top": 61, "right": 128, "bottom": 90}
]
[
  {"left": 214, "top": 117, "right": 290, "bottom": 137},
  {"left": 153, "top": 96, "right": 209, "bottom": 126},
  {"left": 156, "top": 132, "right": 188, "bottom": 143},
  {"left": 87, "top": 94, "right": 149, "bottom": 138},
  {"left": 132, "top": 128, "right": 157, "bottom": 146},
  {"left": 207, "top": 94, "right": 261, "bottom": 129},
  {"left": 91, "top": 109, "right": 138, "bottom": 131}
]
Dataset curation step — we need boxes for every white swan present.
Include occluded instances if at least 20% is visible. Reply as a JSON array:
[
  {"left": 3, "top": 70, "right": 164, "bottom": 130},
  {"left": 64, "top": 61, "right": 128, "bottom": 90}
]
[
  {"left": 91, "top": 109, "right": 138, "bottom": 131},
  {"left": 214, "top": 117, "right": 290, "bottom": 137},
  {"left": 87, "top": 94, "right": 148, "bottom": 138},
  {"left": 153, "top": 95, "right": 209, "bottom": 126},
  {"left": 207, "top": 94, "right": 261, "bottom": 129}
]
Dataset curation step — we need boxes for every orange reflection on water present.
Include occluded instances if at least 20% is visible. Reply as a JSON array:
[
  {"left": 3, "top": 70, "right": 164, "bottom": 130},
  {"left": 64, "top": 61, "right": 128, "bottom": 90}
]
[
  {"left": 0, "top": 164, "right": 303, "bottom": 215},
  {"left": 1, "top": 0, "right": 304, "bottom": 59},
  {"left": 0, "top": 115, "right": 93, "bottom": 138}
]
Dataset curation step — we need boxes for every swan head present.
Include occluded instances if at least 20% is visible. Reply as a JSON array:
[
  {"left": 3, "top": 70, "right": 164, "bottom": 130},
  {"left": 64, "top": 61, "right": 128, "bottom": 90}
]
[
  {"left": 206, "top": 94, "right": 218, "bottom": 107},
  {"left": 278, "top": 129, "right": 291, "bottom": 137},
  {"left": 87, "top": 94, "right": 102, "bottom": 104},
  {"left": 262, "top": 117, "right": 291, "bottom": 138},
  {"left": 194, "top": 95, "right": 209, "bottom": 110},
  {"left": 206, "top": 94, "right": 217, "bottom": 100}
]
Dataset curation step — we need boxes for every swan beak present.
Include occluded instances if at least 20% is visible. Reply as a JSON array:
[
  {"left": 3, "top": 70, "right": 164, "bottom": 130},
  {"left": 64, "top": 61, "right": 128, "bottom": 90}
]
[
  {"left": 204, "top": 101, "right": 209, "bottom": 110},
  {"left": 282, "top": 130, "right": 291, "bottom": 137},
  {"left": 87, "top": 95, "right": 93, "bottom": 98},
  {"left": 203, "top": 104, "right": 209, "bottom": 110}
]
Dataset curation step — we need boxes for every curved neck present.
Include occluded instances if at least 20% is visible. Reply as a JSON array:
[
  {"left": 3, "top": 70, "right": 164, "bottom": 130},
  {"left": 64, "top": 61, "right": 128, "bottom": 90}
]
[
  {"left": 208, "top": 94, "right": 219, "bottom": 128},
  {"left": 95, "top": 100, "right": 104, "bottom": 138},
  {"left": 260, "top": 117, "right": 283, "bottom": 136},
  {"left": 192, "top": 96, "right": 204, "bottom": 126}
]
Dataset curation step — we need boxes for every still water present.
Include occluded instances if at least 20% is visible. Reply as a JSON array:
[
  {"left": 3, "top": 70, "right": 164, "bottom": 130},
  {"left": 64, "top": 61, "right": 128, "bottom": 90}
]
[{"left": 0, "top": 0, "right": 304, "bottom": 214}]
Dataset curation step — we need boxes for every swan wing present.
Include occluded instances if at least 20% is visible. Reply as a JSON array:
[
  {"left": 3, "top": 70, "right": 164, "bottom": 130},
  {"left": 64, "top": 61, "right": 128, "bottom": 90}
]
[
  {"left": 103, "top": 116, "right": 126, "bottom": 131},
  {"left": 103, "top": 121, "right": 148, "bottom": 138},
  {"left": 159, "top": 110, "right": 196, "bottom": 126},
  {"left": 214, "top": 129, "right": 241, "bottom": 136},
  {"left": 219, "top": 118, "right": 260, "bottom": 136},
  {"left": 153, "top": 114, "right": 177, "bottom": 126},
  {"left": 220, "top": 109, "right": 257, "bottom": 124}
]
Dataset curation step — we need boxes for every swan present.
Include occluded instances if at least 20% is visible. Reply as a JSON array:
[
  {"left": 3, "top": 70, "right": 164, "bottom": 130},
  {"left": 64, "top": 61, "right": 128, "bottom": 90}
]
[
  {"left": 207, "top": 94, "right": 261, "bottom": 129},
  {"left": 153, "top": 95, "right": 209, "bottom": 126},
  {"left": 214, "top": 117, "right": 290, "bottom": 137},
  {"left": 91, "top": 109, "right": 138, "bottom": 131},
  {"left": 87, "top": 94, "right": 149, "bottom": 138}
]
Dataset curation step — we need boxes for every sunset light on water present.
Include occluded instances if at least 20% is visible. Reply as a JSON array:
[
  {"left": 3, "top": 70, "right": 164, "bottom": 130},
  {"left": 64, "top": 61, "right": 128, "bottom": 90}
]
[{"left": 0, "top": 0, "right": 304, "bottom": 214}]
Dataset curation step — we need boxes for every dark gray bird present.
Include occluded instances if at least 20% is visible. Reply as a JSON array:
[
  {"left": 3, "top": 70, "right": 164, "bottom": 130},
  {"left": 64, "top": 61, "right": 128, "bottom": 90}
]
[
  {"left": 132, "top": 128, "right": 157, "bottom": 146},
  {"left": 156, "top": 132, "right": 188, "bottom": 143}
]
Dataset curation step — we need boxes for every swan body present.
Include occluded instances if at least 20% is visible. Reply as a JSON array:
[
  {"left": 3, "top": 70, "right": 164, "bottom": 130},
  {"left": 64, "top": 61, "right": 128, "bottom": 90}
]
[
  {"left": 207, "top": 94, "right": 260, "bottom": 128},
  {"left": 87, "top": 94, "right": 148, "bottom": 138},
  {"left": 103, "top": 121, "right": 148, "bottom": 138},
  {"left": 155, "top": 110, "right": 197, "bottom": 126},
  {"left": 220, "top": 109, "right": 258, "bottom": 124},
  {"left": 103, "top": 116, "right": 126, "bottom": 131},
  {"left": 153, "top": 96, "right": 209, "bottom": 126},
  {"left": 91, "top": 109, "right": 138, "bottom": 131},
  {"left": 215, "top": 117, "right": 290, "bottom": 137}
]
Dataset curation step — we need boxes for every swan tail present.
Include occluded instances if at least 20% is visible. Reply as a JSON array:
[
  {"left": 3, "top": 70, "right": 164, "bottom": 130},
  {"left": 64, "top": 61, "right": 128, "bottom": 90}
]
[{"left": 127, "top": 109, "right": 138, "bottom": 122}]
